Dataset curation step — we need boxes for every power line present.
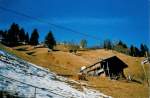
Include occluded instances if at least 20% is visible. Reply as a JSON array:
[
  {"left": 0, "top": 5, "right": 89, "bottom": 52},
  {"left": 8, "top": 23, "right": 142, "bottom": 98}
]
[
  {"left": 0, "top": 74, "right": 72, "bottom": 98},
  {"left": 0, "top": 6, "right": 101, "bottom": 41}
]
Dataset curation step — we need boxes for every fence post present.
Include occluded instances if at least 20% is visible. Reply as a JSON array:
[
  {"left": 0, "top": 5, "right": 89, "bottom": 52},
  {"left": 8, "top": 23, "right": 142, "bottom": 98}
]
[
  {"left": 34, "top": 87, "right": 36, "bottom": 98},
  {"left": 141, "top": 64, "right": 149, "bottom": 87}
]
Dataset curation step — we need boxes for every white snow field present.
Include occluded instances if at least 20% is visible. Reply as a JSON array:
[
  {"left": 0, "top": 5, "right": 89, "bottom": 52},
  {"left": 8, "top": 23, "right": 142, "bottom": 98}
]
[{"left": 0, "top": 50, "right": 112, "bottom": 98}]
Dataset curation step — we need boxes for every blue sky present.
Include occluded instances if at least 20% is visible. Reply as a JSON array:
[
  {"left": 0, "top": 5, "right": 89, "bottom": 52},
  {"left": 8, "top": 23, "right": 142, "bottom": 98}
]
[{"left": 0, "top": 0, "right": 149, "bottom": 47}]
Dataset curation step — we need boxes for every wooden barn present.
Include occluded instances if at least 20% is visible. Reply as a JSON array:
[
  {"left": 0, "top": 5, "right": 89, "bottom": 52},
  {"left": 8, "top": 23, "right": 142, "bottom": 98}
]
[{"left": 80, "top": 56, "right": 128, "bottom": 79}]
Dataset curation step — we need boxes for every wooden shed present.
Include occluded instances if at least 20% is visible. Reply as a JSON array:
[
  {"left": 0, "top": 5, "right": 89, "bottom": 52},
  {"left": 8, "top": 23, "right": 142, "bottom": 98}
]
[{"left": 81, "top": 56, "right": 128, "bottom": 79}]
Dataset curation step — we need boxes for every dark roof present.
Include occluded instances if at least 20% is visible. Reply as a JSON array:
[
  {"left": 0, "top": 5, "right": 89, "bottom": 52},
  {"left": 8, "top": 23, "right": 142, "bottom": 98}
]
[
  {"left": 83, "top": 56, "right": 128, "bottom": 71},
  {"left": 103, "top": 56, "right": 128, "bottom": 68}
]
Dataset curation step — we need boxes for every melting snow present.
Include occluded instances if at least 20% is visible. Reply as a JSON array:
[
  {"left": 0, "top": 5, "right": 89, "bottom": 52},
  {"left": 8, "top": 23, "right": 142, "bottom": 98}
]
[{"left": 0, "top": 50, "right": 112, "bottom": 98}]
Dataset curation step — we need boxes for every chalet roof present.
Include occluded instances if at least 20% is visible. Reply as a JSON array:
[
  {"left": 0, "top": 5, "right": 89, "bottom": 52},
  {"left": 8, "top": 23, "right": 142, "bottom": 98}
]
[{"left": 83, "top": 56, "right": 128, "bottom": 71}]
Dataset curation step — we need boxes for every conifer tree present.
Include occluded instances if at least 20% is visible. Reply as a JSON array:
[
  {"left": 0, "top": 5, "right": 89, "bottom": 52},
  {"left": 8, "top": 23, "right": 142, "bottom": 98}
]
[
  {"left": 30, "top": 29, "right": 39, "bottom": 45},
  {"left": 19, "top": 28, "right": 26, "bottom": 42},
  {"left": 7, "top": 23, "right": 20, "bottom": 46},
  {"left": 44, "top": 31, "right": 56, "bottom": 50},
  {"left": 25, "top": 32, "right": 29, "bottom": 44}
]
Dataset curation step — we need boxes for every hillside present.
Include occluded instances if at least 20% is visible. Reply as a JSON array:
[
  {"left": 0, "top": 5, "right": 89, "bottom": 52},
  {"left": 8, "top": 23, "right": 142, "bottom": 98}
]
[
  {"left": 0, "top": 50, "right": 111, "bottom": 98},
  {"left": 0, "top": 44, "right": 149, "bottom": 98}
]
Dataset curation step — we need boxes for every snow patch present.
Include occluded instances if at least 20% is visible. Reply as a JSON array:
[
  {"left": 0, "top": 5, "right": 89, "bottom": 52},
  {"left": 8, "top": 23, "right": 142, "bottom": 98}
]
[{"left": 0, "top": 50, "right": 112, "bottom": 98}]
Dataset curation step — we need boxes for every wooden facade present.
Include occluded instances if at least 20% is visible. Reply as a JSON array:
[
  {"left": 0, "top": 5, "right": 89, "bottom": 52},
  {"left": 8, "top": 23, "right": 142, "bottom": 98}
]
[{"left": 81, "top": 56, "right": 128, "bottom": 79}]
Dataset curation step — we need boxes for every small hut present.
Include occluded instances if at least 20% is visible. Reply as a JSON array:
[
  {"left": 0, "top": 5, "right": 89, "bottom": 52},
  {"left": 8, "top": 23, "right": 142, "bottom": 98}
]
[{"left": 80, "top": 56, "right": 128, "bottom": 79}]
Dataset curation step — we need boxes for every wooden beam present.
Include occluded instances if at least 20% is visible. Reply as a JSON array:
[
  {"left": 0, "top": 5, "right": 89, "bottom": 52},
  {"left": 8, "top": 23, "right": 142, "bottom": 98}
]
[{"left": 107, "top": 61, "right": 111, "bottom": 79}]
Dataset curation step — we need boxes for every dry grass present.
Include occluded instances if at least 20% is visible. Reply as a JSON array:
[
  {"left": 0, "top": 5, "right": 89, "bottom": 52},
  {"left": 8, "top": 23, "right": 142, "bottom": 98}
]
[
  {"left": 85, "top": 76, "right": 149, "bottom": 98},
  {"left": 0, "top": 44, "right": 149, "bottom": 98}
]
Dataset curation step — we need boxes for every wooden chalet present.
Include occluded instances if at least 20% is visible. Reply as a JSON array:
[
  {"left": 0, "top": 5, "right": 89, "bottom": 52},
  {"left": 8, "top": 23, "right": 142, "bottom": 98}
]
[{"left": 81, "top": 56, "right": 128, "bottom": 79}]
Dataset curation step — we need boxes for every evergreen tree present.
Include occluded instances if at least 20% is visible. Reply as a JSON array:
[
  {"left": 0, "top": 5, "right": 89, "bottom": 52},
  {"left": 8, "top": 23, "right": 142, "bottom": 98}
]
[
  {"left": 1, "top": 30, "right": 8, "bottom": 44},
  {"left": 140, "top": 44, "right": 145, "bottom": 56},
  {"left": 118, "top": 40, "right": 127, "bottom": 48},
  {"left": 140, "top": 44, "right": 149, "bottom": 57},
  {"left": 0, "top": 30, "right": 3, "bottom": 40},
  {"left": 134, "top": 47, "right": 140, "bottom": 57},
  {"left": 118, "top": 40, "right": 123, "bottom": 46},
  {"left": 130, "top": 45, "right": 141, "bottom": 57},
  {"left": 29, "top": 29, "right": 39, "bottom": 45},
  {"left": 113, "top": 40, "right": 129, "bottom": 55},
  {"left": 143, "top": 44, "right": 149, "bottom": 57},
  {"left": 19, "top": 28, "right": 26, "bottom": 42},
  {"left": 0, "top": 30, "right": 3, "bottom": 36},
  {"left": 25, "top": 32, "right": 29, "bottom": 44},
  {"left": 130, "top": 45, "right": 135, "bottom": 56},
  {"left": 44, "top": 31, "right": 56, "bottom": 49},
  {"left": 7, "top": 23, "right": 20, "bottom": 46}
]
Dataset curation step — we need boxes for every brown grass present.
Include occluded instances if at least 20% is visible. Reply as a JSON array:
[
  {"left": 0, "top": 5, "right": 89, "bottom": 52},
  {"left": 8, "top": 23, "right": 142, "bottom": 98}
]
[{"left": 86, "top": 76, "right": 149, "bottom": 98}]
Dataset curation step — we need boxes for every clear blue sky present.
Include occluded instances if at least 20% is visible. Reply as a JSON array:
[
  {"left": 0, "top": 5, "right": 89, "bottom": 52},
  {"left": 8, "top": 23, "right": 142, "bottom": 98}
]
[{"left": 0, "top": 0, "right": 149, "bottom": 48}]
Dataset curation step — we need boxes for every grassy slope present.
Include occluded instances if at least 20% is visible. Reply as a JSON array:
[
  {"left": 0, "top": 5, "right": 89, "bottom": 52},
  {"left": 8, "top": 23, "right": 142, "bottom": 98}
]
[
  {"left": 0, "top": 44, "right": 149, "bottom": 98},
  {"left": 76, "top": 49, "right": 149, "bottom": 98}
]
